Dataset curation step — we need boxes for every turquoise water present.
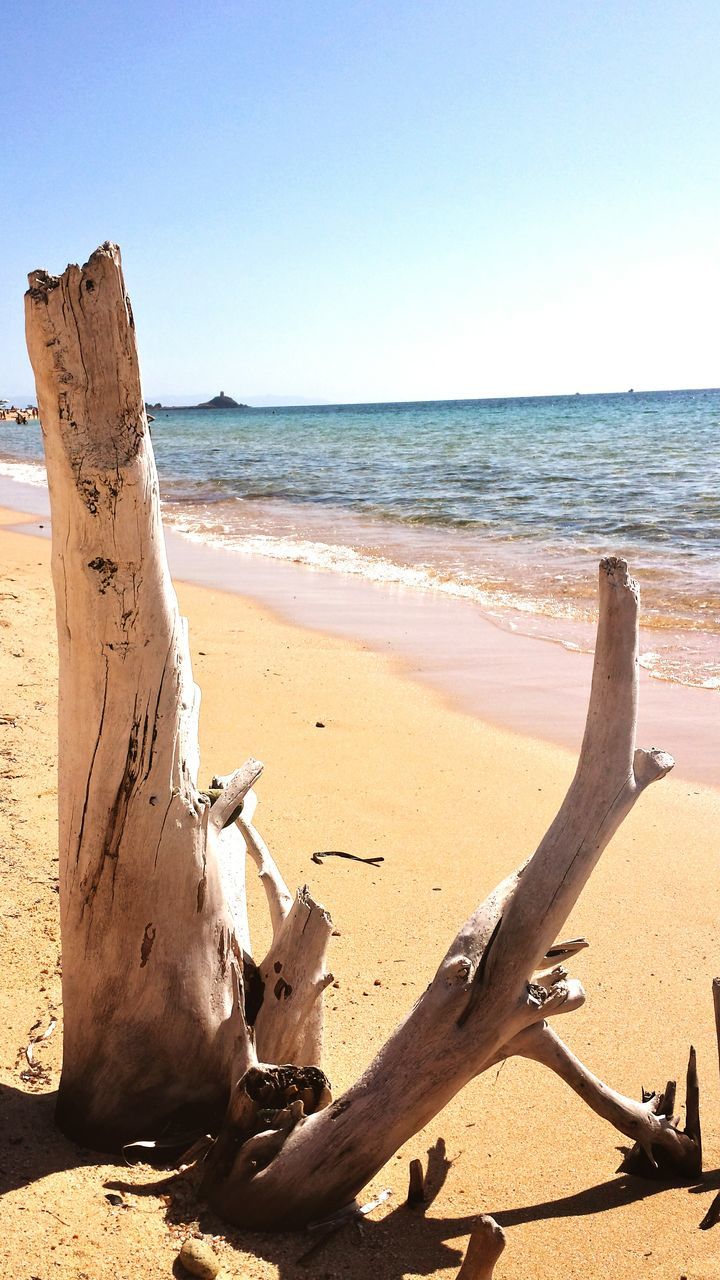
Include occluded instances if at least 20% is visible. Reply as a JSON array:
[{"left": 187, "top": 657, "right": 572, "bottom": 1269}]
[{"left": 1, "top": 389, "right": 718, "bottom": 687}]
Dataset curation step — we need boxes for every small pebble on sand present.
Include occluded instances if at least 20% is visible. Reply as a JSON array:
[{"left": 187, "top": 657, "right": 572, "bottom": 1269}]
[{"left": 178, "top": 1236, "right": 220, "bottom": 1279}]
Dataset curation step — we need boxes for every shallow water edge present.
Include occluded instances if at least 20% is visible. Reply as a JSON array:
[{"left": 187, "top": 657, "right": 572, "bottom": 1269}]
[{"left": 1, "top": 474, "right": 717, "bottom": 790}]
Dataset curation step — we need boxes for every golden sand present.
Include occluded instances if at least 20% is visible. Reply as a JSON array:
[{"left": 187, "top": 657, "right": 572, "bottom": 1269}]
[{"left": 1, "top": 510, "right": 719, "bottom": 1279}]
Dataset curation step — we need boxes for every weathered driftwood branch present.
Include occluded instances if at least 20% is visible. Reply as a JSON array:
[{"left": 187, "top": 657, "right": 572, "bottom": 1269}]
[
  {"left": 237, "top": 790, "right": 293, "bottom": 937},
  {"left": 201, "top": 558, "right": 690, "bottom": 1228},
  {"left": 24, "top": 245, "right": 329, "bottom": 1150},
  {"left": 506, "top": 1023, "right": 701, "bottom": 1177},
  {"left": 25, "top": 246, "right": 245, "bottom": 1146},
  {"left": 27, "top": 243, "right": 695, "bottom": 1235},
  {"left": 253, "top": 885, "right": 334, "bottom": 1066},
  {"left": 207, "top": 759, "right": 263, "bottom": 830},
  {"left": 206, "top": 764, "right": 264, "bottom": 956},
  {"left": 483, "top": 559, "right": 674, "bottom": 998},
  {"left": 456, "top": 1217, "right": 506, "bottom": 1280}
]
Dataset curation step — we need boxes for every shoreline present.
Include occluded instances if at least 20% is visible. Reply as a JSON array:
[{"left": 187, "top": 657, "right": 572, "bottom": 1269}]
[
  {"left": 4, "top": 386, "right": 720, "bottom": 697},
  {"left": 0, "top": 472, "right": 717, "bottom": 789}
]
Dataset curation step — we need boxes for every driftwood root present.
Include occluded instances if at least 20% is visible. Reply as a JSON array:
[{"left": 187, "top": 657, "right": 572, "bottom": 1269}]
[
  {"left": 201, "top": 1064, "right": 332, "bottom": 1194},
  {"left": 619, "top": 1046, "right": 702, "bottom": 1180}
]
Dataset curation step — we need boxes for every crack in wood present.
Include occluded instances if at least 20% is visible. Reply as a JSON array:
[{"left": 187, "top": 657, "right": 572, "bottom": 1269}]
[
  {"left": 456, "top": 913, "right": 504, "bottom": 1029},
  {"left": 140, "top": 922, "right": 156, "bottom": 967}
]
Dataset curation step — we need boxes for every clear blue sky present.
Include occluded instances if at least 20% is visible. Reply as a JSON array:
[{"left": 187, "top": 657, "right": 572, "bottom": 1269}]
[{"left": 2, "top": 1, "right": 718, "bottom": 404}]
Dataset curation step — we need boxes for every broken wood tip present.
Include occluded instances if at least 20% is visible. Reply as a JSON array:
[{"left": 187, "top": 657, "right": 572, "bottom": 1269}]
[
  {"left": 457, "top": 1215, "right": 506, "bottom": 1279},
  {"left": 406, "top": 1157, "right": 426, "bottom": 1208}
]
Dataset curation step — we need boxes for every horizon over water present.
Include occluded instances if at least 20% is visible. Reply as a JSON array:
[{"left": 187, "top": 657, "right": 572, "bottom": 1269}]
[{"left": 1, "top": 388, "right": 718, "bottom": 691}]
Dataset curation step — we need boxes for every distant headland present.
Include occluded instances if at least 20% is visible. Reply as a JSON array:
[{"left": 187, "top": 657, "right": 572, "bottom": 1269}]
[{"left": 145, "top": 391, "right": 250, "bottom": 411}]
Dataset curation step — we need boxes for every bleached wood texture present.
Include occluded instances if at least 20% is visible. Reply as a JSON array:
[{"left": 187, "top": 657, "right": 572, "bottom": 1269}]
[
  {"left": 237, "top": 790, "right": 293, "bottom": 937},
  {"left": 24, "top": 245, "right": 253, "bottom": 1145},
  {"left": 200, "top": 557, "right": 698, "bottom": 1228},
  {"left": 27, "top": 243, "right": 698, "bottom": 1234},
  {"left": 507, "top": 1024, "right": 701, "bottom": 1176}
]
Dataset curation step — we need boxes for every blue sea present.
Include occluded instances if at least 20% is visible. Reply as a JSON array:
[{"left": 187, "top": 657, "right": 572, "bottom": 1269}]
[{"left": 1, "top": 389, "right": 718, "bottom": 688}]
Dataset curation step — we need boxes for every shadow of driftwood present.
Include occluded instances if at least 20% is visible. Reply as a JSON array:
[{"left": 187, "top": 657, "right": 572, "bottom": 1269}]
[
  {"left": 223, "top": 1176, "right": 690, "bottom": 1277},
  {"left": 492, "top": 1170, "right": 682, "bottom": 1227},
  {"left": 106, "top": 1138, "right": 467, "bottom": 1278},
  {"left": 8, "top": 1081, "right": 718, "bottom": 1276},
  {"left": 104, "top": 1137, "right": 711, "bottom": 1278},
  {"left": 0, "top": 1083, "right": 102, "bottom": 1195},
  {"left": 6, "top": 1093, "right": 716, "bottom": 1277}
]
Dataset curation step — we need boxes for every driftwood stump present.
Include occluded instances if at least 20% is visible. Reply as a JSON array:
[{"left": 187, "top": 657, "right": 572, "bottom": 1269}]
[
  {"left": 456, "top": 1217, "right": 506, "bottom": 1280},
  {"left": 25, "top": 243, "right": 701, "bottom": 1230}
]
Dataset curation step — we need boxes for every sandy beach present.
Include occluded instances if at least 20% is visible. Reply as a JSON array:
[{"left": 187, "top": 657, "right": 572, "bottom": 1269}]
[
  {"left": 1, "top": 506, "right": 720, "bottom": 1279},
  {"left": 0, "top": 410, "right": 37, "bottom": 423},
  {"left": 4, "top": 0, "right": 719, "bottom": 1269}
]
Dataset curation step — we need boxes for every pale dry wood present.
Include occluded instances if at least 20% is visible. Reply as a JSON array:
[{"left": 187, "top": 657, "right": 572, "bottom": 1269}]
[
  {"left": 540, "top": 937, "right": 589, "bottom": 963},
  {"left": 237, "top": 789, "right": 293, "bottom": 938},
  {"left": 202, "top": 557, "right": 684, "bottom": 1229},
  {"left": 25, "top": 243, "right": 336, "bottom": 1155},
  {"left": 25, "top": 245, "right": 244, "bottom": 1145},
  {"left": 506, "top": 1022, "right": 700, "bottom": 1176},
  {"left": 207, "top": 766, "right": 264, "bottom": 957},
  {"left": 483, "top": 559, "right": 674, "bottom": 999},
  {"left": 253, "top": 887, "right": 334, "bottom": 1066},
  {"left": 208, "top": 758, "right": 263, "bottom": 830},
  {"left": 214, "top": 821, "right": 252, "bottom": 957},
  {"left": 456, "top": 1216, "right": 506, "bottom": 1280}
]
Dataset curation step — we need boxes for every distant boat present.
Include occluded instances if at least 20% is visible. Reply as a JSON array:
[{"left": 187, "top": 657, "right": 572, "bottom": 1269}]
[{"left": 628, "top": 388, "right": 635, "bottom": 393}]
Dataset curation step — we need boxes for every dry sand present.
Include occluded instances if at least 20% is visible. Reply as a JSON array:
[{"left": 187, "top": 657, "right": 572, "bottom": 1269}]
[{"left": 1, "top": 509, "right": 720, "bottom": 1280}]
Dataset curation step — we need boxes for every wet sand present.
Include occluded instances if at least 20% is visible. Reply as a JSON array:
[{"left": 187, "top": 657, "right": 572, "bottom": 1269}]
[{"left": 1, "top": 473, "right": 717, "bottom": 789}]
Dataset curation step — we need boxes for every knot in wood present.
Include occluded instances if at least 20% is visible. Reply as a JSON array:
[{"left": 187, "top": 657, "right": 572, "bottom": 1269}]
[
  {"left": 231, "top": 1064, "right": 333, "bottom": 1149},
  {"left": 527, "top": 981, "right": 548, "bottom": 1007},
  {"left": 444, "top": 955, "right": 473, "bottom": 986}
]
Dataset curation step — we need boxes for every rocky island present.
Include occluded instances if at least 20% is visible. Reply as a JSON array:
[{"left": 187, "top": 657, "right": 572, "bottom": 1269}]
[
  {"left": 196, "top": 391, "right": 249, "bottom": 408},
  {"left": 144, "top": 391, "right": 251, "bottom": 411}
]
